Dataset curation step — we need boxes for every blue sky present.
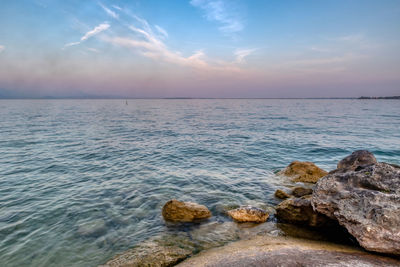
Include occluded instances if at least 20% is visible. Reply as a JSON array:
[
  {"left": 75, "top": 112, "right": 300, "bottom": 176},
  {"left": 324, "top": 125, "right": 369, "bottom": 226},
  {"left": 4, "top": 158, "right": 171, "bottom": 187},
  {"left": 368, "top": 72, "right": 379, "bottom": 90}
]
[{"left": 0, "top": 0, "right": 399, "bottom": 97}]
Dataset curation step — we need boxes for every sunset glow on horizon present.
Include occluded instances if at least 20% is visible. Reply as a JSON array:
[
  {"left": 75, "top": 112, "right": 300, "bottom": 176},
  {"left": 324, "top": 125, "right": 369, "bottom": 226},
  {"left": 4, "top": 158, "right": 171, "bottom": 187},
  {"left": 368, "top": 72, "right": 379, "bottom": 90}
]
[{"left": 1, "top": 0, "right": 399, "bottom": 98}]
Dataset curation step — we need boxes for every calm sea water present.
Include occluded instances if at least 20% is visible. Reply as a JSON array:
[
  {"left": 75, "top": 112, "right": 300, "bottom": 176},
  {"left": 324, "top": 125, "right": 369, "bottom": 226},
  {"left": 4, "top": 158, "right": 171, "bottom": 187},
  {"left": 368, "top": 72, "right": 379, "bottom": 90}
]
[{"left": 0, "top": 99, "right": 399, "bottom": 266}]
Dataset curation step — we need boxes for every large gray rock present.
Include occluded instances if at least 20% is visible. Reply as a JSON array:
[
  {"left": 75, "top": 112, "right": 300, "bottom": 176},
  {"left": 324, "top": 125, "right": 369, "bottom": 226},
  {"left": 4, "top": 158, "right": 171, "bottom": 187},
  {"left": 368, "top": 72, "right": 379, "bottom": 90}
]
[
  {"left": 337, "top": 150, "right": 377, "bottom": 171},
  {"left": 312, "top": 162, "right": 400, "bottom": 255}
]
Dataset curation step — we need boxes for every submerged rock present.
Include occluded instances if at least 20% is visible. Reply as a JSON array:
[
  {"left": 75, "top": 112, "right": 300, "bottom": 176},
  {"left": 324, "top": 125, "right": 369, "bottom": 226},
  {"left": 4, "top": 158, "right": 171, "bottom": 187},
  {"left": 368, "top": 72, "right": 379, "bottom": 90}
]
[
  {"left": 101, "top": 236, "right": 194, "bottom": 267},
  {"left": 274, "top": 189, "right": 290, "bottom": 199},
  {"left": 280, "top": 161, "right": 328, "bottom": 183},
  {"left": 77, "top": 219, "right": 107, "bottom": 237},
  {"left": 336, "top": 150, "right": 377, "bottom": 171},
  {"left": 227, "top": 206, "right": 269, "bottom": 223},
  {"left": 291, "top": 186, "right": 313, "bottom": 197},
  {"left": 177, "top": 235, "right": 400, "bottom": 267},
  {"left": 312, "top": 162, "right": 400, "bottom": 255},
  {"left": 162, "top": 199, "right": 211, "bottom": 222},
  {"left": 276, "top": 196, "right": 330, "bottom": 227}
]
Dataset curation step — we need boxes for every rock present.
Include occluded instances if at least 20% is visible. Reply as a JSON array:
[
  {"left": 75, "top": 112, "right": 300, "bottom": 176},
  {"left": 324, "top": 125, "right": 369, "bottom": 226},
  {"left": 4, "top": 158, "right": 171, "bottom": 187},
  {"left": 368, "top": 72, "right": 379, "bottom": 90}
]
[
  {"left": 280, "top": 161, "right": 328, "bottom": 183},
  {"left": 77, "top": 219, "right": 107, "bottom": 237},
  {"left": 176, "top": 235, "right": 400, "bottom": 267},
  {"left": 274, "top": 189, "right": 290, "bottom": 199},
  {"left": 162, "top": 199, "right": 211, "bottom": 222},
  {"left": 337, "top": 150, "right": 377, "bottom": 171},
  {"left": 276, "top": 196, "right": 330, "bottom": 227},
  {"left": 292, "top": 186, "right": 313, "bottom": 197},
  {"left": 312, "top": 162, "right": 400, "bottom": 255},
  {"left": 101, "top": 237, "right": 194, "bottom": 267},
  {"left": 227, "top": 206, "right": 269, "bottom": 223},
  {"left": 189, "top": 221, "right": 240, "bottom": 250}
]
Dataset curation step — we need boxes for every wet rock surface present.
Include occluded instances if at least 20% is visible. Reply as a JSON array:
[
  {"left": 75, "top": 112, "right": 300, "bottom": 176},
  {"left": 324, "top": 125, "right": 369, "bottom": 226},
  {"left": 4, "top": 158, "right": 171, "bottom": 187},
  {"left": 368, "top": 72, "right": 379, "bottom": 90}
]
[
  {"left": 274, "top": 189, "right": 290, "bottom": 199},
  {"left": 227, "top": 206, "right": 269, "bottom": 223},
  {"left": 312, "top": 162, "right": 400, "bottom": 255},
  {"left": 280, "top": 161, "right": 328, "bottom": 183},
  {"left": 162, "top": 200, "right": 212, "bottom": 222},
  {"left": 276, "top": 195, "right": 331, "bottom": 227},
  {"left": 177, "top": 235, "right": 400, "bottom": 267},
  {"left": 336, "top": 150, "right": 377, "bottom": 171},
  {"left": 291, "top": 186, "right": 313, "bottom": 197}
]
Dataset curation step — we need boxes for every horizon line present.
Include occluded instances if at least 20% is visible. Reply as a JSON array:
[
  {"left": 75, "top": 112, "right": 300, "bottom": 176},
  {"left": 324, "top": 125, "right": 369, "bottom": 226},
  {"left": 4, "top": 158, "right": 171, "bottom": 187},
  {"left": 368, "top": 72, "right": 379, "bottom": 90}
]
[{"left": 1, "top": 96, "right": 399, "bottom": 100}]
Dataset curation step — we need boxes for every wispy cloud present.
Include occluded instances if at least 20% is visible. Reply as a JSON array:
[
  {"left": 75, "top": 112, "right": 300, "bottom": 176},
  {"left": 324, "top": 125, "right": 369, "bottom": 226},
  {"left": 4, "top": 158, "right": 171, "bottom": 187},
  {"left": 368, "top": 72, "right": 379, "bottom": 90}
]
[
  {"left": 334, "top": 33, "right": 365, "bottom": 43},
  {"left": 103, "top": 14, "right": 240, "bottom": 72},
  {"left": 64, "top": 22, "right": 110, "bottom": 48},
  {"left": 81, "top": 23, "right": 110, "bottom": 41},
  {"left": 87, "top": 47, "right": 100, "bottom": 53},
  {"left": 155, "top": 25, "right": 168, "bottom": 38},
  {"left": 234, "top": 48, "right": 256, "bottom": 63},
  {"left": 112, "top": 5, "right": 122, "bottom": 11},
  {"left": 99, "top": 2, "right": 119, "bottom": 19},
  {"left": 309, "top": 46, "right": 331, "bottom": 53},
  {"left": 0, "top": 45, "right": 5, "bottom": 53},
  {"left": 190, "top": 0, "right": 243, "bottom": 34}
]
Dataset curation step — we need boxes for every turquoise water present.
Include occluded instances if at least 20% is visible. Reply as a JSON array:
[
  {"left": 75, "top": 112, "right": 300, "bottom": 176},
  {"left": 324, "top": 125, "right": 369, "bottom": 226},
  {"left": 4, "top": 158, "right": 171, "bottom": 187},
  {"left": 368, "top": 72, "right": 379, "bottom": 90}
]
[{"left": 0, "top": 99, "right": 399, "bottom": 266}]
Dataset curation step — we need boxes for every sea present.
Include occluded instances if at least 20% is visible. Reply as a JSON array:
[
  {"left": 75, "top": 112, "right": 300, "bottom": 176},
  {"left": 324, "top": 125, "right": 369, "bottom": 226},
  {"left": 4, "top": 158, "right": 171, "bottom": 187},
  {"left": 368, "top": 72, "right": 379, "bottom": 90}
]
[{"left": 0, "top": 99, "right": 399, "bottom": 266}]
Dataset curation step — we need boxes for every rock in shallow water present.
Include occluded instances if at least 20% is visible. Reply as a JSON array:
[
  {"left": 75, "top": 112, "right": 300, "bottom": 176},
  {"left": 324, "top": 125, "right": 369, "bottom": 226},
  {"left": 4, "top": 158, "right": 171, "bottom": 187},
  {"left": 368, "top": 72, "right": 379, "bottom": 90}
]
[
  {"left": 280, "top": 161, "right": 328, "bottom": 183},
  {"left": 101, "top": 236, "right": 194, "bottom": 267},
  {"left": 162, "top": 199, "right": 212, "bottom": 222},
  {"left": 312, "top": 162, "right": 400, "bottom": 255},
  {"left": 227, "top": 206, "right": 269, "bottom": 223},
  {"left": 77, "top": 219, "right": 107, "bottom": 237},
  {"left": 337, "top": 150, "right": 377, "bottom": 171}
]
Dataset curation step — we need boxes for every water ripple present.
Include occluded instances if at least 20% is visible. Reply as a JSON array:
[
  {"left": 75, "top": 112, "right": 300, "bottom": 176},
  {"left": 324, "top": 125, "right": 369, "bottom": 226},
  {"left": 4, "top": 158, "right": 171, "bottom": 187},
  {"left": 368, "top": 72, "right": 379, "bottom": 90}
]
[{"left": 0, "top": 99, "right": 399, "bottom": 266}]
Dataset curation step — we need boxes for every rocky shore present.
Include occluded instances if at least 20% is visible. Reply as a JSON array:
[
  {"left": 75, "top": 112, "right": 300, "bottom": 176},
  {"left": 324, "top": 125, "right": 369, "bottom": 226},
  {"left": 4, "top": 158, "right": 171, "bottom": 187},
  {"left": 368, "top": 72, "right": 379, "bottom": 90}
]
[{"left": 101, "top": 150, "right": 400, "bottom": 266}]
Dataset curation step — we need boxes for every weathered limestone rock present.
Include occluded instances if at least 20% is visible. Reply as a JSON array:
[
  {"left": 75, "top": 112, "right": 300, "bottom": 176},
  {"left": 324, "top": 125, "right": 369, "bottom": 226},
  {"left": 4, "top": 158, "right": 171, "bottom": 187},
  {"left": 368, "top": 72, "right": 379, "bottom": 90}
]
[
  {"left": 276, "top": 196, "right": 330, "bottom": 227},
  {"left": 337, "top": 150, "right": 377, "bottom": 171},
  {"left": 162, "top": 200, "right": 211, "bottom": 222},
  {"left": 274, "top": 189, "right": 290, "bottom": 199},
  {"left": 177, "top": 235, "right": 400, "bottom": 267},
  {"left": 292, "top": 186, "right": 313, "bottom": 197},
  {"left": 312, "top": 162, "right": 400, "bottom": 255},
  {"left": 280, "top": 161, "right": 328, "bottom": 183},
  {"left": 227, "top": 206, "right": 269, "bottom": 223}
]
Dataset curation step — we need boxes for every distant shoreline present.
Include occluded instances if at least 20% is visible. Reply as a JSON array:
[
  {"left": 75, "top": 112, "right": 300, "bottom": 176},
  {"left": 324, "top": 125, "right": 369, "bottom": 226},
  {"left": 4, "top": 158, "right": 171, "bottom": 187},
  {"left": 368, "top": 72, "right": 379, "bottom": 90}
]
[
  {"left": 358, "top": 96, "right": 400, "bottom": 99},
  {"left": 0, "top": 97, "right": 399, "bottom": 100}
]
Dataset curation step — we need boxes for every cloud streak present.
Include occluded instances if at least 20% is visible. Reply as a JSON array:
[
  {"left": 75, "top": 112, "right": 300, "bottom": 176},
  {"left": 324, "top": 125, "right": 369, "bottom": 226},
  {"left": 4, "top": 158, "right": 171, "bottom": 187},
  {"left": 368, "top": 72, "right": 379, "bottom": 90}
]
[
  {"left": 103, "top": 15, "right": 240, "bottom": 72},
  {"left": 0, "top": 45, "right": 5, "bottom": 53},
  {"left": 234, "top": 48, "right": 256, "bottom": 63},
  {"left": 64, "top": 22, "right": 110, "bottom": 48},
  {"left": 190, "top": 0, "right": 243, "bottom": 34},
  {"left": 155, "top": 25, "right": 168, "bottom": 38},
  {"left": 99, "top": 2, "right": 119, "bottom": 19}
]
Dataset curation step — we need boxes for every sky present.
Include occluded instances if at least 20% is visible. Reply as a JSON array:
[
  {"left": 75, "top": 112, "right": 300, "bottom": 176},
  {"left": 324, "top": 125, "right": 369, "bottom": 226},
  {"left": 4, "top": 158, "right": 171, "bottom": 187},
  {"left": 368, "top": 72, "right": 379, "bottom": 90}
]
[{"left": 0, "top": 0, "right": 399, "bottom": 98}]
